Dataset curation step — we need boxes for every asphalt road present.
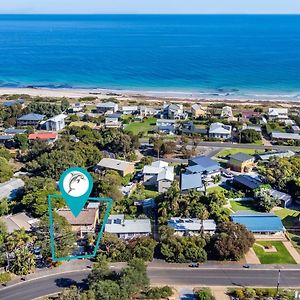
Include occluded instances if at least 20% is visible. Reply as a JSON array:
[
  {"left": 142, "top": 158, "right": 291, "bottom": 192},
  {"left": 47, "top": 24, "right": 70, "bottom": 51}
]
[{"left": 1, "top": 268, "right": 300, "bottom": 300}]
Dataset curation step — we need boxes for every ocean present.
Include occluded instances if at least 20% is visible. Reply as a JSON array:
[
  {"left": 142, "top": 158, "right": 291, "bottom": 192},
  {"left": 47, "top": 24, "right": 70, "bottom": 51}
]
[{"left": 0, "top": 14, "right": 300, "bottom": 100}]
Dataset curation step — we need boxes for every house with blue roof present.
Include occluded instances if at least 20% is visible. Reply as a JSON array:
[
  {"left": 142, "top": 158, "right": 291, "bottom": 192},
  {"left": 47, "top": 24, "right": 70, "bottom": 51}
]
[
  {"left": 17, "top": 113, "right": 45, "bottom": 127},
  {"left": 186, "top": 156, "right": 221, "bottom": 179},
  {"left": 231, "top": 211, "right": 285, "bottom": 235},
  {"left": 4, "top": 128, "right": 27, "bottom": 136},
  {"left": 2, "top": 99, "right": 25, "bottom": 107},
  {"left": 180, "top": 173, "right": 203, "bottom": 193}
]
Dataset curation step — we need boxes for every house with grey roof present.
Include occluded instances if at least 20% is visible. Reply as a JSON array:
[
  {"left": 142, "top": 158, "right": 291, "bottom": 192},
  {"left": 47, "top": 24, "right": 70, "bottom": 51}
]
[
  {"left": 256, "top": 150, "right": 295, "bottom": 161},
  {"left": 209, "top": 122, "right": 232, "bottom": 140},
  {"left": 242, "top": 125, "right": 262, "bottom": 133},
  {"left": 268, "top": 108, "right": 288, "bottom": 120},
  {"left": 233, "top": 175, "right": 262, "bottom": 192},
  {"left": 105, "top": 214, "right": 151, "bottom": 239},
  {"left": 105, "top": 114, "right": 122, "bottom": 128},
  {"left": 0, "top": 178, "right": 24, "bottom": 201},
  {"left": 17, "top": 113, "right": 45, "bottom": 127},
  {"left": 0, "top": 135, "right": 14, "bottom": 145},
  {"left": 3, "top": 128, "right": 27, "bottom": 136},
  {"left": 168, "top": 218, "right": 216, "bottom": 236},
  {"left": 270, "top": 189, "right": 292, "bottom": 208},
  {"left": 0, "top": 213, "right": 38, "bottom": 233},
  {"left": 180, "top": 173, "right": 203, "bottom": 193},
  {"left": 186, "top": 156, "right": 221, "bottom": 179},
  {"left": 45, "top": 114, "right": 67, "bottom": 131},
  {"left": 143, "top": 161, "right": 174, "bottom": 192},
  {"left": 96, "top": 102, "right": 118, "bottom": 114},
  {"left": 96, "top": 158, "right": 135, "bottom": 177},
  {"left": 271, "top": 132, "right": 300, "bottom": 141},
  {"left": 163, "top": 103, "right": 187, "bottom": 120},
  {"left": 156, "top": 119, "right": 177, "bottom": 134}
]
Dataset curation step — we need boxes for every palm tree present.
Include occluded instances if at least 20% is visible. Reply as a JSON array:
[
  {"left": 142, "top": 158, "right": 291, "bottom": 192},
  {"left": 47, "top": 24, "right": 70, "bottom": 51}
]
[
  {"left": 197, "top": 205, "right": 209, "bottom": 236},
  {"left": 10, "top": 248, "right": 35, "bottom": 276}
]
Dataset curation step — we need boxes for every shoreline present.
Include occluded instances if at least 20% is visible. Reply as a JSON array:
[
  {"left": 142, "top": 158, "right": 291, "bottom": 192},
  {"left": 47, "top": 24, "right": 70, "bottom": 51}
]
[{"left": 0, "top": 87, "right": 299, "bottom": 106}]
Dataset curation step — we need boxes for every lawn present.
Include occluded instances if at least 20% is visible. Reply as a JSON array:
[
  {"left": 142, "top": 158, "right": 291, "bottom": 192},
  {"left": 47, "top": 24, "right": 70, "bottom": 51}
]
[
  {"left": 274, "top": 208, "right": 300, "bottom": 228},
  {"left": 144, "top": 188, "right": 159, "bottom": 198},
  {"left": 69, "top": 121, "right": 96, "bottom": 128},
  {"left": 230, "top": 200, "right": 257, "bottom": 212},
  {"left": 216, "top": 148, "right": 263, "bottom": 158},
  {"left": 124, "top": 117, "right": 157, "bottom": 135},
  {"left": 207, "top": 185, "right": 227, "bottom": 194},
  {"left": 253, "top": 241, "right": 296, "bottom": 264}
]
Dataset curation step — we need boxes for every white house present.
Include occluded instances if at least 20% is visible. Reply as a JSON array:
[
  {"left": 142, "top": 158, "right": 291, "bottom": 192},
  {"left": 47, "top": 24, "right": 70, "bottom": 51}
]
[
  {"left": 163, "top": 103, "right": 187, "bottom": 119},
  {"left": 122, "top": 106, "right": 138, "bottom": 115},
  {"left": 96, "top": 102, "right": 118, "bottom": 114},
  {"left": 139, "top": 106, "right": 158, "bottom": 117},
  {"left": 143, "top": 161, "right": 174, "bottom": 193},
  {"left": 167, "top": 218, "right": 216, "bottom": 236},
  {"left": 221, "top": 106, "right": 233, "bottom": 118},
  {"left": 105, "top": 215, "right": 151, "bottom": 239},
  {"left": 209, "top": 122, "right": 232, "bottom": 140},
  {"left": 105, "top": 114, "right": 121, "bottom": 128},
  {"left": 45, "top": 114, "right": 67, "bottom": 131},
  {"left": 268, "top": 108, "right": 288, "bottom": 120}
]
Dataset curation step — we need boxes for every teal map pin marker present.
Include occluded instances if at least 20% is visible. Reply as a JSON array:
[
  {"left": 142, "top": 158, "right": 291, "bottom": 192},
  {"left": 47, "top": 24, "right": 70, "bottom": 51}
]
[{"left": 58, "top": 167, "right": 93, "bottom": 217}]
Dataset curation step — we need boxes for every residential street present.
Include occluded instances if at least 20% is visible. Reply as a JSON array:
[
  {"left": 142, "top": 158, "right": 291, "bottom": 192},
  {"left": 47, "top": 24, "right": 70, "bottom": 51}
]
[{"left": 1, "top": 263, "right": 300, "bottom": 300}]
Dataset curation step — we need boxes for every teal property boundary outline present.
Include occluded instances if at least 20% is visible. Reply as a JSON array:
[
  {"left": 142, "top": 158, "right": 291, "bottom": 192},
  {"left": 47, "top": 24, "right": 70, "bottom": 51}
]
[{"left": 48, "top": 194, "right": 112, "bottom": 261}]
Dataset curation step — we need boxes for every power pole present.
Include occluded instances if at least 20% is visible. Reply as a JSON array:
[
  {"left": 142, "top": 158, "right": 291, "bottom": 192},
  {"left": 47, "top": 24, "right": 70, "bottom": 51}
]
[{"left": 276, "top": 269, "right": 281, "bottom": 295}]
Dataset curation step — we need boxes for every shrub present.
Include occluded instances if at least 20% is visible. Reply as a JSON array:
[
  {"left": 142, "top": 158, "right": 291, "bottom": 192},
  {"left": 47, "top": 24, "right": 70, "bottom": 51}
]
[
  {"left": 196, "top": 287, "right": 214, "bottom": 300},
  {"left": 146, "top": 286, "right": 173, "bottom": 299},
  {"left": 0, "top": 272, "right": 11, "bottom": 284}
]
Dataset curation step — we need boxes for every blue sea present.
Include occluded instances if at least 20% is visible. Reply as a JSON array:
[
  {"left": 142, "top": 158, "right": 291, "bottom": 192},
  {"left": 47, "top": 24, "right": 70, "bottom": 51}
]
[{"left": 0, "top": 14, "right": 300, "bottom": 100}]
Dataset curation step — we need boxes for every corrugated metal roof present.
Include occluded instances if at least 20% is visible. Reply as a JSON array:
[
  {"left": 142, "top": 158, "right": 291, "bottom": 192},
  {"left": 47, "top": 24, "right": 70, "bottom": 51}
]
[
  {"left": 168, "top": 218, "right": 216, "bottom": 231},
  {"left": 18, "top": 113, "right": 45, "bottom": 121},
  {"left": 181, "top": 173, "right": 203, "bottom": 191},
  {"left": 231, "top": 212, "right": 285, "bottom": 233}
]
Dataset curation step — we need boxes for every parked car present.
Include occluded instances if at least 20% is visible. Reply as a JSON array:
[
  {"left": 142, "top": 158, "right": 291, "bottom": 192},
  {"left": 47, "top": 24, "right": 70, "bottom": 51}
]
[{"left": 189, "top": 262, "right": 199, "bottom": 268}]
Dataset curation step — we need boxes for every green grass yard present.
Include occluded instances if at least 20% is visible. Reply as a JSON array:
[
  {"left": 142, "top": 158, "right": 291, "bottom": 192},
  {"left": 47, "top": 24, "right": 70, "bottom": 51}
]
[
  {"left": 253, "top": 241, "right": 296, "bottom": 264},
  {"left": 230, "top": 200, "right": 257, "bottom": 212},
  {"left": 206, "top": 185, "right": 227, "bottom": 194},
  {"left": 216, "top": 148, "right": 263, "bottom": 158},
  {"left": 288, "top": 233, "right": 300, "bottom": 255},
  {"left": 124, "top": 117, "right": 157, "bottom": 135},
  {"left": 274, "top": 208, "right": 300, "bottom": 228}
]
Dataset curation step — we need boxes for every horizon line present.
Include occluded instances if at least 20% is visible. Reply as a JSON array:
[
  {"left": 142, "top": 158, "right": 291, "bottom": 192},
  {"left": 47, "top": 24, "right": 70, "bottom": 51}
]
[{"left": 1, "top": 13, "right": 300, "bottom": 15}]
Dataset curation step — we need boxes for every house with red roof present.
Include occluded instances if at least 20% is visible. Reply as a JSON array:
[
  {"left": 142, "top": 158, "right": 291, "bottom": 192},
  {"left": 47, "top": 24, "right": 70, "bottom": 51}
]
[{"left": 28, "top": 132, "right": 58, "bottom": 144}]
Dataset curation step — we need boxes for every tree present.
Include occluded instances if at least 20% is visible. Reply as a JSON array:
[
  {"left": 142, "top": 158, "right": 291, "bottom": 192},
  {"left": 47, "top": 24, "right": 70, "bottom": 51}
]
[
  {"left": 0, "top": 198, "right": 9, "bottom": 216},
  {"left": 35, "top": 212, "right": 76, "bottom": 258},
  {"left": 58, "top": 286, "right": 81, "bottom": 300},
  {"left": 91, "top": 280, "right": 123, "bottom": 300},
  {"left": 13, "top": 134, "right": 28, "bottom": 150},
  {"left": 209, "top": 222, "right": 255, "bottom": 261},
  {"left": 120, "top": 258, "right": 149, "bottom": 298},
  {"left": 0, "top": 157, "right": 13, "bottom": 183},
  {"left": 255, "top": 187, "right": 280, "bottom": 212},
  {"left": 0, "top": 146, "right": 11, "bottom": 161},
  {"left": 10, "top": 248, "right": 35, "bottom": 275},
  {"left": 5, "top": 228, "right": 34, "bottom": 253},
  {"left": 240, "top": 129, "right": 261, "bottom": 143}
]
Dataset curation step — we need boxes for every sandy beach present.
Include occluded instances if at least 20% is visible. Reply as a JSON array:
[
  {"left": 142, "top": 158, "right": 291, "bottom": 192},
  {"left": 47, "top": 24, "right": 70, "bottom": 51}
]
[{"left": 0, "top": 87, "right": 299, "bottom": 107}]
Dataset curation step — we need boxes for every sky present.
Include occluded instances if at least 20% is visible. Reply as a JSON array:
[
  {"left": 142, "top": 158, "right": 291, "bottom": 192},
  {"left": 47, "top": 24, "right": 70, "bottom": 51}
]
[{"left": 1, "top": 0, "right": 300, "bottom": 14}]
